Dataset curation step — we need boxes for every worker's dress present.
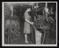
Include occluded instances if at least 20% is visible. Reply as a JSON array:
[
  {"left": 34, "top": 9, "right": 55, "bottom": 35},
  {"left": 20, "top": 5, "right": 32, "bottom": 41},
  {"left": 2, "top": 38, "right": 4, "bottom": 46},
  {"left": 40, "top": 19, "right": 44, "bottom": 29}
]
[{"left": 24, "top": 9, "right": 31, "bottom": 34}]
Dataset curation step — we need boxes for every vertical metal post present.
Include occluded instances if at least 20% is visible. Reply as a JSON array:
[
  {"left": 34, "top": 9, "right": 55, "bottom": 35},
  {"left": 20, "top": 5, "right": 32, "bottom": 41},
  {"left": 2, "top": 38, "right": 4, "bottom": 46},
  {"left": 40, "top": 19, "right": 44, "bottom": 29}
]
[
  {"left": 42, "top": 2, "right": 48, "bottom": 44},
  {"left": 31, "top": 4, "right": 36, "bottom": 44},
  {"left": 34, "top": 3, "right": 38, "bottom": 44},
  {"left": 45, "top": 2, "right": 48, "bottom": 20},
  {"left": 10, "top": 5, "right": 13, "bottom": 17}
]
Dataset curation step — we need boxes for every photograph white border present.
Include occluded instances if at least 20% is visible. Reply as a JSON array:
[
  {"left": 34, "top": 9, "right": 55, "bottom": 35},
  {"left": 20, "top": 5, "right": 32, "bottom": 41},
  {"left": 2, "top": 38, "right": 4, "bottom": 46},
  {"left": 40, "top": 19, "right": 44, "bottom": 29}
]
[{"left": 2, "top": 1, "right": 58, "bottom": 47}]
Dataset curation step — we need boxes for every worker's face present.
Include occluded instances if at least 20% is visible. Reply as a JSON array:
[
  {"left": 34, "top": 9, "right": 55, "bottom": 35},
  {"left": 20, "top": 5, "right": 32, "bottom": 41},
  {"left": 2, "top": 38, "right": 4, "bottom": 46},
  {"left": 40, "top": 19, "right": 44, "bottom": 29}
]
[
  {"left": 27, "top": 8, "right": 31, "bottom": 11},
  {"left": 34, "top": 6, "right": 38, "bottom": 9}
]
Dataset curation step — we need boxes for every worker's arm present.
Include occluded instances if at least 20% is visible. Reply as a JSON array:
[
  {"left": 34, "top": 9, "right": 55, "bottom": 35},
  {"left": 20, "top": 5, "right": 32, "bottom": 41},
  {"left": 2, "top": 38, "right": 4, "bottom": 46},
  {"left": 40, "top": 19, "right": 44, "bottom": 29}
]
[{"left": 25, "top": 19, "right": 34, "bottom": 25}]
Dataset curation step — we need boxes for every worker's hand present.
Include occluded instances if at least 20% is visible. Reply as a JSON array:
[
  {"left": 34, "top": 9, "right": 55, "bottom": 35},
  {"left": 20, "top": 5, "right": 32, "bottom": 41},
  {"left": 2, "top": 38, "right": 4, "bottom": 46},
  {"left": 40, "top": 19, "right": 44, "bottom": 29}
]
[
  {"left": 31, "top": 22, "right": 34, "bottom": 25},
  {"left": 31, "top": 22, "right": 36, "bottom": 29}
]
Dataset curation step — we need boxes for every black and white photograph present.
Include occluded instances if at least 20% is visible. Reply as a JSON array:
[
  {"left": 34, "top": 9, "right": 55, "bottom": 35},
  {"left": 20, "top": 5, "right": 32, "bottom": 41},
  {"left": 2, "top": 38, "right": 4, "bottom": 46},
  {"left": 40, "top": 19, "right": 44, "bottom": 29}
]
[{"left": 2, "top": 1, "right": 57, "bottom": 46}]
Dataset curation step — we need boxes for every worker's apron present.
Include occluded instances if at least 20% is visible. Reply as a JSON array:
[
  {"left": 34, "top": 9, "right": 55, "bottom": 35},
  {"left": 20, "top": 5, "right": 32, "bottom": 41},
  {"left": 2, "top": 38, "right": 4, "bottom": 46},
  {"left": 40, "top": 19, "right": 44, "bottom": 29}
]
[{"left": 24, "top": 11, "right": 31, "bottom": 34}]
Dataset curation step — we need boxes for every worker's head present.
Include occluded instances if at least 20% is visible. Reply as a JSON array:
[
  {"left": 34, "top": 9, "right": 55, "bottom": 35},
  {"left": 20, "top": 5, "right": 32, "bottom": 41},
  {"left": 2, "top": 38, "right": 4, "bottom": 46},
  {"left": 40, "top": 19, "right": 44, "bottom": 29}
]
[
  {"left": 27, "top": 8, "right": 31, "bottom": 12},
  {"left": 34, "top": 6, "right": 39, "bottom": 9}
]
